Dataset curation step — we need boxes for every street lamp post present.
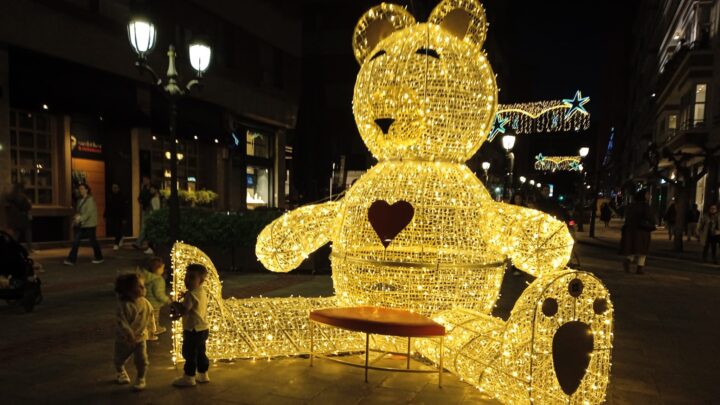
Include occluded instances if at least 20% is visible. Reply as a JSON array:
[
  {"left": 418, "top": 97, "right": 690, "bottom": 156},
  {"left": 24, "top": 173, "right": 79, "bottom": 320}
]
[
  {"left": 482, "top": 161, "right": 491, "bottom": 184},
  {"left": 577, "top": 147, "right": 589, "bottom": 232},
  {"left": 502, "top": 134, "right": 516, "bottom": 201},
  {"left": 127, "top": 16, "right": 211, "bottom": 245}
]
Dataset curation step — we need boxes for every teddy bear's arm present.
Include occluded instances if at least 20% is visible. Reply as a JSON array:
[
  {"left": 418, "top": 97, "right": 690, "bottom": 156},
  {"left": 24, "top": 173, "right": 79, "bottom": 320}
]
[
  {"left": 493, "top": 203, "right": 574, "bottom": 276},
  {"left": 255, "top": 201, "right": 341, "bottom": 272}
]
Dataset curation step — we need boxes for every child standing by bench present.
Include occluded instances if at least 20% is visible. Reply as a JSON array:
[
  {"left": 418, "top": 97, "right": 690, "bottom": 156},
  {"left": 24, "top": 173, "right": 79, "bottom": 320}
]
[{"left": 171, "top": 264, "right": 210, "bottom": 387}]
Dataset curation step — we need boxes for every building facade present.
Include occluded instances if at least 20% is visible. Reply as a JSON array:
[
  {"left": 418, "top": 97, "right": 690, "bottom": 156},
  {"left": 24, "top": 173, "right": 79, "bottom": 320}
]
[
  {"left": 623, "top": 0, "right": 720, "bottom": 214},
  {"left": 0, "top": 0, "right": 300, "bottom": 242}
]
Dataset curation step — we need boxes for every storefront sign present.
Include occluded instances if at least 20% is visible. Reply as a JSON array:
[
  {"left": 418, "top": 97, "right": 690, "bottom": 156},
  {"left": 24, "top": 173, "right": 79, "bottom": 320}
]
[{"left": 70, "top": 117, "right": 103, "bottom": 160}]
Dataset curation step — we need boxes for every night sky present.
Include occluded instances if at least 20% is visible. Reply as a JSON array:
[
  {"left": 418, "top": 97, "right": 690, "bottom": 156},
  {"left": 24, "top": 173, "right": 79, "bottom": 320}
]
[{"left": 480, "top": 0, "right": 632, "bottom": 192}]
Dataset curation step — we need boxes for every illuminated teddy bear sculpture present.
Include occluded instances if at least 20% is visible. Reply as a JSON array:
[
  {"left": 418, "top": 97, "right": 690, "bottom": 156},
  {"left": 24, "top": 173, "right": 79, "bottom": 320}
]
[{"left": 171, "top": 1, "right": 613, "bottom": 403}]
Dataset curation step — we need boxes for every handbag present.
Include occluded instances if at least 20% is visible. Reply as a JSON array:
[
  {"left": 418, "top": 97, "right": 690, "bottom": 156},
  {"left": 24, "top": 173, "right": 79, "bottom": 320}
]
[{"left": 73, "top": 198, "right": 88, "bottom": 229}]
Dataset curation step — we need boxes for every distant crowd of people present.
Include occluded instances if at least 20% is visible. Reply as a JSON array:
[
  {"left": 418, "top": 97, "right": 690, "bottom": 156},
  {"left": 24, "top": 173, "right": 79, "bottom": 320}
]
[
  {"left": 617, "top": 189, "right": 720, "bottom": 274},
  {"left": 61, "top": 175, "right": 161, "bottom": 265},
  {"left": 0, "top": 174, "right": 167, "bottom": 268}
]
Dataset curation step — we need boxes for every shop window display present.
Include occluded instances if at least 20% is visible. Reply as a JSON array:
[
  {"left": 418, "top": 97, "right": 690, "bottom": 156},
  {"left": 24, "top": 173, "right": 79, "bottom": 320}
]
[
  {"left": 9, "top": 110, "right": 55, "bottom": 205},
  {"left": 246, "top": 130, "right": 271, "bottom": 159},
  {"left": 246, "top": 165, "right": 272, "bottom": 208}
]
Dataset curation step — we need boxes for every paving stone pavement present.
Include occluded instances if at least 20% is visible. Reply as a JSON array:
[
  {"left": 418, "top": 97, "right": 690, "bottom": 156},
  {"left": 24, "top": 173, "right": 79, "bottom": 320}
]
[{"left": 0, "top": 239, "right": 718, "bottom": 404}]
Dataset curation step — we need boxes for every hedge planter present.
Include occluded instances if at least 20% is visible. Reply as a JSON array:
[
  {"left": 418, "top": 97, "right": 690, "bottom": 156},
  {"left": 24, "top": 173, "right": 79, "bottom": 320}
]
[{"left": 145, "top": 208, "right": 282, "bottom": 272}]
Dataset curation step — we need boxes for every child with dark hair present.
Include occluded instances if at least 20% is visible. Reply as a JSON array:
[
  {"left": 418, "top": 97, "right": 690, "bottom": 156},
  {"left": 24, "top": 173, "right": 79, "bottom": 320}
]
[
  {"left": 114, "top": 273, "right": 156, "bottom": 391},
  {"left": 141, "top": 256, "right": 170, "bottom": 339},
  {"left": 171, "top": 264, "right": 210, "bottom": 387}
]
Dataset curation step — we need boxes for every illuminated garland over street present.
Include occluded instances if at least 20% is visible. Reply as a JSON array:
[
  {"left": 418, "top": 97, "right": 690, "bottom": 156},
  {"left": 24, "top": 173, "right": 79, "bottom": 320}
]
[
  {"left": 535, "top": 154, "right": 583, "bottom": 172},
  {"left": 172, "top": 2, "right": 613, "bottom": 404},
  {"left": 489, "top": 90, "right": 591, "bottom": 140}
]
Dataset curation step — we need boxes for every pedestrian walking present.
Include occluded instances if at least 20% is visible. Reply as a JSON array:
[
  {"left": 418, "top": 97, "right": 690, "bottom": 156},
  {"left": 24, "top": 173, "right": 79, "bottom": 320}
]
[
  {"left": 664, "top": 201, "right": 676, "bottom": 240},
  {"left": 113, "top": 273, "right": 156, "bottom": 391},
  {"left": 686, "top": 203, "right": 700, "bottom": 242},
  {"left": 133, "top": 176, "right": 153, "bottom": 251},
  {"left": 600, "top": 202, "right": 612, "bottom": 227},
  {"left": 141, "top": 256, "right": 170, "bottom": 339},
  {"left": 620, "top": 189, "right": 656, "bottom": 274},
  {"left": 5, "top": 183, "right": 33, "bottom": 252},
  {"left": 698, "top": 204, "right": 720, "bottom": 263},
  {"left": 511, "top": 193, "right": 526, "bottom": 207},
  {"left": 142, "top": 185, "right": 161, "bottom": 255},
  {"left": 171, "top": 264, "right": 210, "bottom": 387},
  {"left": 105, "top": 183, "right": 128, "bottom": 251},
  {"left": 64, "top": 184, "right": 104, "bottom": 265}
]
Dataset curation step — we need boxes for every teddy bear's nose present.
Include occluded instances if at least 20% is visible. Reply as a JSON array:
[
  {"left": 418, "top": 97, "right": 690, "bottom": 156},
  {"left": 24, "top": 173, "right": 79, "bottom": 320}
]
[{"left": 374, "top": 118, "right": 395, "bottom": 135}]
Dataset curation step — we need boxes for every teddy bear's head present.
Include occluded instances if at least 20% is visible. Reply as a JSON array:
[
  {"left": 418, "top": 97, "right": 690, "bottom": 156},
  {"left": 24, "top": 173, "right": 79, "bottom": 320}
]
[{"left": 352, "top": 0, "right": 498, "bottom": 162}]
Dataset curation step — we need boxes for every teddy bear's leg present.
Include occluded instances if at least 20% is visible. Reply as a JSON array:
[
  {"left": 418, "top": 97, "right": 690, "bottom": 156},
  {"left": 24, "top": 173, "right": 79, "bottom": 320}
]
[
  {"left": 414, "top": 308, "right": 506, "bottom": 391},
  {"left": 205, "top": 296, "right": 368, "bottom": 359},
  {"left": 484, "top": 270, "right": 613, "bottom": 405},
  {"left": 415, "top": 271, "right": 612, "bottom": 405},
  {"left": 170, "top": 243, "right": 365, "bottom": 361}
]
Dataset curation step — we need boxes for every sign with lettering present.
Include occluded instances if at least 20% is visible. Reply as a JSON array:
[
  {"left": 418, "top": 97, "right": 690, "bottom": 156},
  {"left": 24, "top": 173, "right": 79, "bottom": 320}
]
[{"left": 70, "top": 116, "right": 103, "bottom": 160}]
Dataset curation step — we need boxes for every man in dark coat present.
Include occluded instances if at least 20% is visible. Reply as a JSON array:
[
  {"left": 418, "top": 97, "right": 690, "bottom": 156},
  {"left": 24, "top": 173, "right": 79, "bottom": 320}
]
[
  {"left": 620, "top": 189, "right": 656, "bottom": 274},
  {"left": 600, "top": 203, "right": 612, "bottom": 227},
  {"left": 664, "top": 202, "right": 676, "bottom": 240},
  {"left": 105, "top": 183, "right": 128, "bottom": 250},
  {"left": 133, "top": 176, "right": 152, "bottom": 250}
]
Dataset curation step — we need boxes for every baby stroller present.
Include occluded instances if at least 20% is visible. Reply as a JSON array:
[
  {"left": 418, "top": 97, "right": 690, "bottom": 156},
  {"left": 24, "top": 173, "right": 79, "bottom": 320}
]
[{"left": 0, "top": 231, "right": 42, "bottom": 312}]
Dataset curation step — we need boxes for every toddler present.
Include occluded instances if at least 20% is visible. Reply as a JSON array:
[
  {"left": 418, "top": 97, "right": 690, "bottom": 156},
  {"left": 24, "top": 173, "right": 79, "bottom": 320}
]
[
  {"left": 141, "top": 256, "right": 170, "bottom": 339},
  {"left": 114, "top": 273, "right": 156, "bottom": 391},
  {"left": 171, "top": 264, "right": 210, "bottom": 387}
]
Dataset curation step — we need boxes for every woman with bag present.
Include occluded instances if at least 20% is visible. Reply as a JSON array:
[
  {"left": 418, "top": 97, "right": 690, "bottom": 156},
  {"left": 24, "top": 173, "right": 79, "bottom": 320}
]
[
  {"left": 620, "top": 189, "right": 656, "bottom": 274},
  {"left": 64, "top": 183, "right": 104, "bottom": 265},
  {"left": 698, "top": 203, "right": 720, "bottom": 264}
]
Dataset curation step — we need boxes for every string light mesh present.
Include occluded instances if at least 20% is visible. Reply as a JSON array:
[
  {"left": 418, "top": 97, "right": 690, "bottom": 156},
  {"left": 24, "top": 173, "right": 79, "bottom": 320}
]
[
  {"left": 172, "top": 243, "right": 367, "bottom": 360},
  {"left": 534, "top": 155, "right": 583, "bottom": 172},
  {"left": 418, "top": 271, "right": 613, "bottom": 405},
  {"left": 172, "top": 1, "right": 613, "bottom": 403},
  {"left": 497, "top": 100, "right": 591, "bottom": 135},
  {"left": 352, "top": 3, "right": 496, "bottom": 162}
]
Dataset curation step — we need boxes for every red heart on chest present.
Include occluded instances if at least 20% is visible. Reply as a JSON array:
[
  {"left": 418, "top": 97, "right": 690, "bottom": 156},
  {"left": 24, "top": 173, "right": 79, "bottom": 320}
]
[{"left": 368, "top": 200, "right": 414, "bottom": 248}]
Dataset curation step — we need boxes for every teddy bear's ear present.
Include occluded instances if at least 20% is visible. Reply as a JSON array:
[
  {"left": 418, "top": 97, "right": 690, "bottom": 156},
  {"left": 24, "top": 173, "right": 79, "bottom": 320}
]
[
  {"left": 352, "top": 3, "right": 415, "bottom": 64},
  {"left": 428, "top": 0, "right": 488, "bottom": 48}
]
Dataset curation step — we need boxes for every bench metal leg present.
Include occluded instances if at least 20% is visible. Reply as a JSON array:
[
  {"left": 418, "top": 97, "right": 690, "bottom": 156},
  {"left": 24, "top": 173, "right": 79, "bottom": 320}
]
[
  {"left": 310, "top": 320, "right": 314, "bottom": 367},
  {"left": 439, "top": 336, "right": 444, "bottom": 388},
  {"left": 406, "top": 337, "right": 411, "bottom": 370},
  {"left": 365, "top": 333, "right": 369, "bottom": 383}
]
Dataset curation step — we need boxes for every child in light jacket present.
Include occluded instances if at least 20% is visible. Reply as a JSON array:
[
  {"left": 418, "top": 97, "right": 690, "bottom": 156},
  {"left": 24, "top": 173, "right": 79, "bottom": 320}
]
[
  {"left": 141, "top": 256, "right": 170, "bottom": 338},
  {"left": 114, "top": 273, "right": 156, "bottom": 391}
]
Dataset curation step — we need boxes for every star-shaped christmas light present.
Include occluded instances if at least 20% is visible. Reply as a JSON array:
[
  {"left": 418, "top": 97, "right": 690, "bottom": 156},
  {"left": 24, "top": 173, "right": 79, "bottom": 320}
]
[
  {"left": 562, "top": 90, "right": 590, "bottom": 119},
  {"left": 488, "top": 114, "right": 509, "bottom": 142}
]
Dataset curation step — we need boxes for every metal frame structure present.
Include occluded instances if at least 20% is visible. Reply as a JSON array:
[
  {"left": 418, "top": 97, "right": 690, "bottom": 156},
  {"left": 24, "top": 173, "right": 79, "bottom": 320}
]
[{"left": 309, "top": 320, "right": 444, "bottom": 387}]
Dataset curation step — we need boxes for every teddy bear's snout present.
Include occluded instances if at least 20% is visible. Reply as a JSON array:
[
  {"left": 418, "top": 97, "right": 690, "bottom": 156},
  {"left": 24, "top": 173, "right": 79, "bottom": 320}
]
[{"left": 374, "top": 118, "right": 395, "bottom": 134}]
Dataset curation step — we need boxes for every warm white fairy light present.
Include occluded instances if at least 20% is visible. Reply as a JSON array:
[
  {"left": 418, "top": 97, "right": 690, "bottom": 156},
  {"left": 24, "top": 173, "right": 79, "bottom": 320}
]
[
  {"left": 535, "top": 155, "right": 583, "bottom": 172},
  {"left": 172, "top": 1, "right": 613, "bottom": 404},
  {"left": 497, "top": 97, "right": 591, "bottom": 135}
]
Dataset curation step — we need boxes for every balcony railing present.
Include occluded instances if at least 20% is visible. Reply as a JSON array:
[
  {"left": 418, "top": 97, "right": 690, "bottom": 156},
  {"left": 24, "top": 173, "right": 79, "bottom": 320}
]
[{"left": 657, "top": 38, "right": 713, "bottom": 94}]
